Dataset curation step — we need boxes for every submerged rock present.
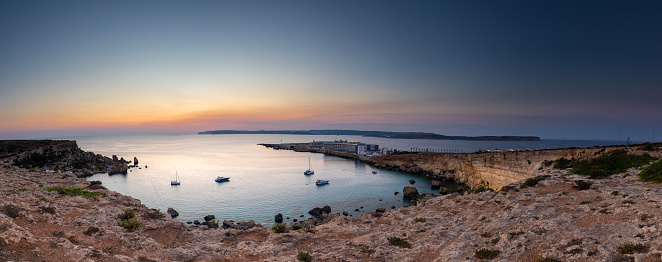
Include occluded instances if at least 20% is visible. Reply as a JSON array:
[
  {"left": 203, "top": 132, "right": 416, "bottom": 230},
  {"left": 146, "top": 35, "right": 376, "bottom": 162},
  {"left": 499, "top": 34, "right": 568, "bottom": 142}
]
[
  {"left": 204, "top": 215, "right": 215, "bottom": 221},
  {"left": 408, "top": 179, "right": 416, "bottom": 184}
]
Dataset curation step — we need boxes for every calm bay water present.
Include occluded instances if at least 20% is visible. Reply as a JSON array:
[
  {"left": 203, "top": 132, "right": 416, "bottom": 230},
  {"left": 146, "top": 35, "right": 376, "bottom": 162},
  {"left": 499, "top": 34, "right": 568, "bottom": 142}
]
[{"left": 76, "top": 134, "right": 618, "bottom": 226}]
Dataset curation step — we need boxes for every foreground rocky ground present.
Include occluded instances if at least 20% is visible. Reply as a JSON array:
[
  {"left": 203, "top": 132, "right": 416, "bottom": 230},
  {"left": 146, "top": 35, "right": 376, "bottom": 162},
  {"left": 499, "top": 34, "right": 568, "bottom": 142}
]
[{"left": 2, "top": 156, "right": 662, "bottom": 261}]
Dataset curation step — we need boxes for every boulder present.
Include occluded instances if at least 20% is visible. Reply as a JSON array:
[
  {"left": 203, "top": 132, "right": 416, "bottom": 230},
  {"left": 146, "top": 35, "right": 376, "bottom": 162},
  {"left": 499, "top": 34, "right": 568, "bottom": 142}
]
[
  {"left": 409, "top": 179, "right": 416, "bottom": 184},
  {"left": 376, "top": 208, "right": 386, "bottom": 213},
  {"left": 322, "top": 205, "right": 332, "bottom": 214},
  {"left": 236, "top": 220, "right": 256, "bottom": 229},
  {"left": 275, "top": 213, "right": 283, "bottom": 223},
  {"left": 133, "top": 157, "right": 139, "bottom": 165},
  {"left": 223, "top": 220, "right": 234, "bottom": 228},
  {"left": 439, "top": 187, "right": 449, "bottom": 195},
  {"left": 167, "top": 208, "right": 179, "bottom": 218},
  {"left": 204, "top": 215, "right": 215, "bottom": 221},
  {"left": 112, "top": 155, "right": 119, "bottom": 162},
  {"left": 308, "top": 208, "right": 323, "bottom": 217},
  {"left": 403, "top": 186, "right": 419, "bottom": 198},
  {"left": 342, "top": 211, "right": 349, "bottom": 216},
  {"left": 394, "top": 192, "right": 399, "bottom": 195},
  {"left": 88, "top": 181, "right": 104, "bottom": 190},
  {"left": 193, "top": 220, "right": 200, "bottom": 225},
  {"left": 431, "top": 180, "right": 441, "bottom": 189}
]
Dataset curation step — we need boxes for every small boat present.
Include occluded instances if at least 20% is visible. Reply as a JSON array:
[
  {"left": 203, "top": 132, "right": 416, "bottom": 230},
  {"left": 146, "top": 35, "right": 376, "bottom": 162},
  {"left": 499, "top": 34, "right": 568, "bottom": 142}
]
[
  {"left": 215, "top": 176, "right": 230, "bottom": 182},
  {"left": 171, "top": 172, "right": 180, "bottom": 185},
  {"left": 304, "top": 156, "right": 314, "bottom": 175},
  {"left": 372, "top": 171, "right": 377, "bottom": 174},
  {"left": 315, "top": 179, "right": 329, "bottom": 185}
]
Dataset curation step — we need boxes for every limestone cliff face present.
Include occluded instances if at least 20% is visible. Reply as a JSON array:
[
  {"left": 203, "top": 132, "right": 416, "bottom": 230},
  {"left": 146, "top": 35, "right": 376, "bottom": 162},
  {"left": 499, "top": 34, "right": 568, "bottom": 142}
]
[{"left": 363, "top": 147, "right": 627, "bottom": 190}]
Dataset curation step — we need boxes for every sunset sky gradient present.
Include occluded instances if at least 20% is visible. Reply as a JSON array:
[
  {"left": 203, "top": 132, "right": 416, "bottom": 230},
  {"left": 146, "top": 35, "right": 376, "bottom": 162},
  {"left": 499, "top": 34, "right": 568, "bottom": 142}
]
[{"left": 1, "top": 1, "right": 661, "bottom": 140}]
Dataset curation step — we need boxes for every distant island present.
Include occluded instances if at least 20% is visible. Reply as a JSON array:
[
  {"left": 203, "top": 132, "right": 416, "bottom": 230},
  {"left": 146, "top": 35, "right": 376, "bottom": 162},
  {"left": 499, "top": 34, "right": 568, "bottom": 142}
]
[{"left": 198, "top": 129, "right": 540, "bottom": 141}]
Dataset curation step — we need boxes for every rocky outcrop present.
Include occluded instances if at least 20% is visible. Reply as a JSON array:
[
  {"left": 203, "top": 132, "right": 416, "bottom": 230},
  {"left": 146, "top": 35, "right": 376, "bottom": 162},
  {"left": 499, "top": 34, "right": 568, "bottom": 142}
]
[
  {"left": 166, "top": 208, "right": 179, "bottom": 218},
  {"left": 362, "top": 146, "right": 655, "bottom": 190},
  {"left": 133, "top": 157, "right": 139, "bottom": 165}
]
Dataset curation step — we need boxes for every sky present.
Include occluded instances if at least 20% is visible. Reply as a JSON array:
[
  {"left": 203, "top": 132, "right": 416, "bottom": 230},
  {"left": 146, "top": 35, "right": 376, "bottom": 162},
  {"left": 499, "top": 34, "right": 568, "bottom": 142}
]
[{"left": 1, "top": 1, "right": 661, "bottom": 141}]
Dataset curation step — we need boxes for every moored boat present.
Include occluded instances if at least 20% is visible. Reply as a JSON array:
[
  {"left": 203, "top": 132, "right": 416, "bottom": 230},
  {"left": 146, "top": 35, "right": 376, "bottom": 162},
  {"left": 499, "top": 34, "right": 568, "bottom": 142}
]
[
  {"left": 215, "top": 176, "right": 230, "bottom": 182},
  {"left": 171, "top": 172, "right": 180, "bottom": 185},
  {"left": 315, "top": 179, "right": 329, "bottom": 185},
  {"left": 304, "top": 156, "right": 314, "bottom": 175}
]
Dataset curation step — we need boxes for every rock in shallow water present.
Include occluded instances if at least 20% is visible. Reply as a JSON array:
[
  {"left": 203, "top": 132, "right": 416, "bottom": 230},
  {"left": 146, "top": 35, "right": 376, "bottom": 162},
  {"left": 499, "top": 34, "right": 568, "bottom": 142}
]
[
  {"left": 403, "top": 186, "right": 419, "bottom": 198},
  {"left": 275, "top": 213, "right": 283, "bottom": 223},
  {"left": 167, "top": 208, "right": 179, "bottom": 218}
]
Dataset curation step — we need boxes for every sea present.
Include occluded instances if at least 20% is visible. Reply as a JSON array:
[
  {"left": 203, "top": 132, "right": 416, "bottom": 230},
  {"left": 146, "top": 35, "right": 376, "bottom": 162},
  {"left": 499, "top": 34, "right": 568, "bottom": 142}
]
[{"left": 76, "top": 134, "right": 619, "bottom": 226}]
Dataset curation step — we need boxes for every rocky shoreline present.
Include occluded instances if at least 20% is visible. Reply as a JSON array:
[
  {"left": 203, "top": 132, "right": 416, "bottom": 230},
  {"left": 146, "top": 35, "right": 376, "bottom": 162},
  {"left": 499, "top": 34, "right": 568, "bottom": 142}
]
[{"left": 2, "top": 141, "right": 662, "bottom": 261}]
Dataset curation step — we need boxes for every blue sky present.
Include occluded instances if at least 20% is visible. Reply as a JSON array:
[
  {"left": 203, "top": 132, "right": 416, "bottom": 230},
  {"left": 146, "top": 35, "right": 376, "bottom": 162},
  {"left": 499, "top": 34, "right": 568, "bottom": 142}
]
[{"left": 1, "top": 1, "right": 661, "bottom": 141}]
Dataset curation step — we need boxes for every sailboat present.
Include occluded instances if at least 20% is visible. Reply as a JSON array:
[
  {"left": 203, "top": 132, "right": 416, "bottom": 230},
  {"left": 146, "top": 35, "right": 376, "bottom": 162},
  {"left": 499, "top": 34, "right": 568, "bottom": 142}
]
[
  {"left": 304, "top": 156, "right": 314, "bottom": 175},
  {"left": 171, "top": 172, "right": 180, "bottom": 185}
]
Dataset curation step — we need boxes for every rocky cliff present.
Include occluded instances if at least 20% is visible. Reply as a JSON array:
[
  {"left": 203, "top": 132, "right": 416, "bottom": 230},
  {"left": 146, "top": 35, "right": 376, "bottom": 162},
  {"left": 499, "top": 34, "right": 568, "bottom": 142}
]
[{"left": 363, "top": 146, "right": 660, "bottom": 190}]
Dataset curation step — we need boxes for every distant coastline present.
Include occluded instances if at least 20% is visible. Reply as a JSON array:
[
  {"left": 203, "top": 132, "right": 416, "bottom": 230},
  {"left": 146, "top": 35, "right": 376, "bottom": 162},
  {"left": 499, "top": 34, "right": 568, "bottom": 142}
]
[{"left": 197, "top": 129, "right": 541, "bottom": 141}]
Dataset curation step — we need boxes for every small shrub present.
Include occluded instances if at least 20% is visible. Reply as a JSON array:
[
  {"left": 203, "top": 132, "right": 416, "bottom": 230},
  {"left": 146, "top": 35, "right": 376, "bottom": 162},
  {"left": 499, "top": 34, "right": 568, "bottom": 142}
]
[
  {"left": 145, "top": 209, "right": 165, "bottom": 219},
  {"left": 481, "top": 232, "right": 492, "bottom": 238},
  {"left": 414, "top": 217, "right": 426, "bottom": 222},
  {"left": 617, "top": 243, "right": 649, "bottom": 254},
  {"left": 573, "top": 180, "right": 593, "bottom": 190},
  {"left": 553, "top": 158, "right": 575, "bottom": 169},
  {"left": 521, "top": 176, "right": 546, "bottom": 188},
  {"left": 271, "top": 223, "right": 286, "bottom": 233},
  {"left": 387, "top": 236, "right": 411, "bottom": 248},
  {"left": 83, "top": 226, "right": 99, "bottom": 236},
  {"left": 361, "top": 245, "right": 375, "bottom": 254},
  {"left": 579, "top": 201, "right": 591, "bottom": 205},
  {"left": 209, "top": 219, "right": 219, "bottom": 228},
  {"left": 121, "top": 218, "right": 142, "bottom": 231},
  {"left": 622, "top": 200, "right": 635, "bottom": 204},
  {"left": 640, "top": 213, "right": 651, "bottom": 222},
  {"left": 292, "top": 225, "right": 301, "bottom": 230},
  {"left": 68, "top": 235, "right": 78, "bottom": 244},
  {"left": 509, "top": 230, "right": 524, "bottom": 236},
  {"left": 611, "top": 191, "right": 620, "bottom": 196},
  {"left": 533, "top": 227, "right": 548, "bottom": 235},
  {"left": 569, "top": 238, "right": 582, "bottom": 245},
  {"left": 491, "top": 238, "right": 500, "bottom": 244},
  {"left": 474, "top": 248, "right": 501, "bottom": 259},
  {"left": 1, "top": 204, "right": 22, "bottom": 218},
  {"left": 120, "top": 209, "right": 135, "bottom": 220},
  {"left": 296, "top": 250, "right": 312, "bottom": 262}
]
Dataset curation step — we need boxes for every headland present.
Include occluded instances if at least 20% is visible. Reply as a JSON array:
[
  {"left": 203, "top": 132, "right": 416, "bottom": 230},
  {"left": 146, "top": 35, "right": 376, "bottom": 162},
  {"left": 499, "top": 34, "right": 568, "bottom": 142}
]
[
  {"left": 1, "top": 140, "right": 662, "bottom": 261},
  {"left": 199, "top": 129, "right": 541, "bottom": 141}
]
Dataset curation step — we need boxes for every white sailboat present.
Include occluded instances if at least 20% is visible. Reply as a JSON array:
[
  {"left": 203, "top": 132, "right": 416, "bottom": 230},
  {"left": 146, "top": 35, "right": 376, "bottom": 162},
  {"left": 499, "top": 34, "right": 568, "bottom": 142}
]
[
  {"left": 304, "top": 156, "right": 314, "bottom": 175},
  {"left": 171, "top": 172, "right": 180, "bottom": 185}
]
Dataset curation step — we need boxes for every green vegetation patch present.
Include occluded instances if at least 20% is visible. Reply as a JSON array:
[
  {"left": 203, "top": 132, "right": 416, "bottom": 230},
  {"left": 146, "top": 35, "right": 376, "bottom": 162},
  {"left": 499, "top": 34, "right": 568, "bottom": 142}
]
[
  {"left": 271, "top": 223, "right": 286, "bottom": 233},
  {"left": 617, "top": 243, "right": 649, "bottom": 254},
  {"left": 121, "top": 218, "right": 142, "bottom": 231},
  {"left": 571, "top": 150, "right": 656, "bottom": 178},
  {"left": 520, "top": 176, "right": 546, "bottom": 188},
  {"left": 638, "top": 160, "right": 662, "bottom": 183},
  {"left": 46, "top": 186, "right": 106, "bottom": 201},
  {"left": 387, "top": 236, "right": 411, "bottom": 248},
  {"left": 296, "top": 251, "right": 312, "bottom": 262},
  {"left": 474, "top": 248, "right": 501, "bottom": 259}
]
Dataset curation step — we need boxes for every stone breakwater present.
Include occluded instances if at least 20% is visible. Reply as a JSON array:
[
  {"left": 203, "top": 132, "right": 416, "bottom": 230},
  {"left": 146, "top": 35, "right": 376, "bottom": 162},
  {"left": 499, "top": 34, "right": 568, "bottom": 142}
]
[{"left": 2, "top": 144, "right": 662, "bottom": 261}]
